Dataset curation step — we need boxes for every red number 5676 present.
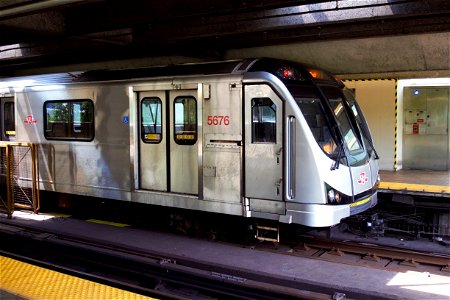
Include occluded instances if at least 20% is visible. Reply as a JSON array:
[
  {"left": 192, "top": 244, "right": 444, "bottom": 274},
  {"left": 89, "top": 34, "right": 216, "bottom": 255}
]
[{"left": 207, "top": 115, "right": 230, "bottom": 125}]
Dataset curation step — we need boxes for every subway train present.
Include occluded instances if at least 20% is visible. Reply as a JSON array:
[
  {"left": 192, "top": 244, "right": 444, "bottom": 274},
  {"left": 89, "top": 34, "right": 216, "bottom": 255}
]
[{"left": 0, "top": 58, "right": 379, "bottom": 227}]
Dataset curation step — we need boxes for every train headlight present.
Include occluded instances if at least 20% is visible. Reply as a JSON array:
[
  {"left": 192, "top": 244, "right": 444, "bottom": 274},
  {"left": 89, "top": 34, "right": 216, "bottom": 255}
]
[
  {"left": 325, "top": 184, "right": 350, "bottom": 205},
  {"left": 327, "top": 189, "right": 335, "bottom": 202},
  {"left": 327, "top": 189, "right": 341, "bottom": 204}
]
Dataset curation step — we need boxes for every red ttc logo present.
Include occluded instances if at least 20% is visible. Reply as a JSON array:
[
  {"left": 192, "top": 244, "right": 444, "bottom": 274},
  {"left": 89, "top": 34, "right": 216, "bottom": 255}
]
[
  {"left": 357, "top": 171, "right": 369, "bottom": 185},
  {"left": 24, "top": 115, "right": 37, "bottom": 124}
]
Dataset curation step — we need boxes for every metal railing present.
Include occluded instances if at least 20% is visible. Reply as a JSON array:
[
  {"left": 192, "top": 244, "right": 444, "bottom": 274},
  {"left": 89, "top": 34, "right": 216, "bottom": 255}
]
[{"left": 0, "top": 142, "right": 39, "bottom": 218}]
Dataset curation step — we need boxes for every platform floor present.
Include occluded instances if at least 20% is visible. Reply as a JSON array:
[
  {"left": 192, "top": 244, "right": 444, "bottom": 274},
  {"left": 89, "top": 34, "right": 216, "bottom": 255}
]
[
  {"left": 1, "top": 255, "right": 155, "bottom": 300},
  {"left": 380, "top": 169, "right": 450, "bottom": 196},
  {"left": 1, "top": 211, "right": 450, "bottom": 300}
]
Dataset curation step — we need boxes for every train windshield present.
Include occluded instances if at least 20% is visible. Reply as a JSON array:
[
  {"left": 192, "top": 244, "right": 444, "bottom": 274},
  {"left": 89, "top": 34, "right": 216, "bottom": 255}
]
[
  {"left": 321, "top": 85, "right": 369, "bottom": 167},
  {"left": 289, "top": 84, "right": 369, "bottom": 167},
  {"left": 291, "top": 85, "right": 338, "bottom": 156},
  {"left": 342, "top": 88, "right": 378, "bottom": 159}
]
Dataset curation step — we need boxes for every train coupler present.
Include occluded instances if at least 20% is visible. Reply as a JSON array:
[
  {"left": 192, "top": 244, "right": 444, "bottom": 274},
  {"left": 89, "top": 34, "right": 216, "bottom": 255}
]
[{"left": 362, "top": 213, "right": 384, "bottom": 235}]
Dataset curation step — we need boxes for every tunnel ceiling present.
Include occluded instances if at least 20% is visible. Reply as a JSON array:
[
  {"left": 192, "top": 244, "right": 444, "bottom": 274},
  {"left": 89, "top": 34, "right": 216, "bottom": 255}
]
[{"left": 0, "top": 0, "right": 449, "bottom": 77}]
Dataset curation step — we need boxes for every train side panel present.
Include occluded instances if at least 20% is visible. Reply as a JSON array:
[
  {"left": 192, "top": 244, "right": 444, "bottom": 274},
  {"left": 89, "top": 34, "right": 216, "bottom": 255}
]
[
  {"left": 16, "top": 85, "right": 132, "bottom": 200},
  {"left": 131, "top": 75, "right": 245, "bottom": 216},
  {"left": 202, "top": 79, "right": 242, "bottom": 204}
]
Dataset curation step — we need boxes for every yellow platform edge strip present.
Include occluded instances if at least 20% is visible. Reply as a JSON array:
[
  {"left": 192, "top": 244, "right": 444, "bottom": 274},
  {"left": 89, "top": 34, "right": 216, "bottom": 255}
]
[
  {"left": 380, "top": 181, "right": 450, "bottom": 194},
  {"left": 46, "top": 212, "right": 72, "bottom": 218},
  {"left": 0, "top": 256, "right": 155, "bottom": 300},
  {"left": 86, "top": 219, "right": 130, "bottom": 227}
]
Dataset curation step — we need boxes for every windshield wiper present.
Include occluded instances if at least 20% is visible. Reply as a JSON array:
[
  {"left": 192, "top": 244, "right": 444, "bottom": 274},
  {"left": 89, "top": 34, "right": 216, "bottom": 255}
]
[
  {"left": 331, "top": 142, "right": 345, "bottom": 170},
  {"left": 331, "top": 124, "right": 346, "bottom": 170}
]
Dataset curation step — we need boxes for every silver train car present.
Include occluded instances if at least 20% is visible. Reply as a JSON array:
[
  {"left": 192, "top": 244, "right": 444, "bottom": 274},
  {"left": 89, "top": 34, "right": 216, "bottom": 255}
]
[{"left": 1, "top": 58, "right": 379, "bottom": 227}]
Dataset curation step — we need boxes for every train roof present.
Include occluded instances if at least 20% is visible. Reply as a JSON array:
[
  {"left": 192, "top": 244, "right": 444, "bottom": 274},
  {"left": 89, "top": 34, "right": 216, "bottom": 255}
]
[
  {"left": 0, "top": 58, "right": 340, "bottom": 90},
  {"left": 0, "top": 59, "right": 250, "bottom": 87}
]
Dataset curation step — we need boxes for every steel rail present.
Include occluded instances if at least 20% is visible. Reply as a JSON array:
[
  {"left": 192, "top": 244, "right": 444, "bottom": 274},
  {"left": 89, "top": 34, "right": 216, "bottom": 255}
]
[{"left": 294, "top": 236, "right": 450, "bottom": 272}]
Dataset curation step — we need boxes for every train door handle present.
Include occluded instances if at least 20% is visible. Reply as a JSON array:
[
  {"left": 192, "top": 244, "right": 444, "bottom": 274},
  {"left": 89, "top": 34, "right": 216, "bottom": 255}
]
[
  {"left": 276, "top": 147, "right": 282, "bottom": 165},
  {"left": 276, "top": 178, "right": 282, "bottom": 195}
]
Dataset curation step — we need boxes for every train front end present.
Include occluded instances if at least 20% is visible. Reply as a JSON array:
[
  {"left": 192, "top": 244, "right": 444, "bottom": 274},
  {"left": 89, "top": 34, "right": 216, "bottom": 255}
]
[{"left": 249, "top": 59, "right": 379, "bottom": 227}]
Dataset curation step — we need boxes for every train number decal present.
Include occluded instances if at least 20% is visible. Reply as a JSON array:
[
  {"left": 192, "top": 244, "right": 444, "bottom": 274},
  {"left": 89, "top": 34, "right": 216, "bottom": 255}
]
[{"left": 207, "top": 115, "right": 230, "bottom": 126}]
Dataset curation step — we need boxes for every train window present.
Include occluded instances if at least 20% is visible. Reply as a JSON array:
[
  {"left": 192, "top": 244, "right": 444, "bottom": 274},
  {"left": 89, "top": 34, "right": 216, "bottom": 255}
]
[
  {"left": 4, "top": 102, "right": 15, "bottom": 137},
  {"left": 44, "top": 99, "right": 94, "bottom": 141},
  {"left": 321, "top": 86, "right": 363, "bottom": 154},
  {"left": 174, "top": 96, "right": 197, "bottom": 145},
  {"left": 252, "top": 98, "right": 276, "bottom": 143},
  {"left": 296, "top": 97, "right": 338, "bottom": 155},
  {"left": 141, "top": 98, "right": 162, "bottom": 143},
  {"left": 289, "top": 85, "right": 338, "bottom": 156}
]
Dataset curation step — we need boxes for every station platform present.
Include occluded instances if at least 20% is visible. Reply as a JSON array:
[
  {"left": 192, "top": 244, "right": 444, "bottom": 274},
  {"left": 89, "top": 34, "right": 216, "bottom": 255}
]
[
  {"left": 1, "top": 255, "right": 155, "bottom": 300},
  {"left": 1, "top": 211, "right": 450, "bottom": 300},
  {"left": 379, "top": 169, "right": 450, "bottom": 197}
]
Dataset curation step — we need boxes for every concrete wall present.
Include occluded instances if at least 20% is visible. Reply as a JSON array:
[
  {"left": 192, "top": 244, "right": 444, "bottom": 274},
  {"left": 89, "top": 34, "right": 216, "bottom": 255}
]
[{"left": 344, "top": 80, "right": 397, "bottom": 170}]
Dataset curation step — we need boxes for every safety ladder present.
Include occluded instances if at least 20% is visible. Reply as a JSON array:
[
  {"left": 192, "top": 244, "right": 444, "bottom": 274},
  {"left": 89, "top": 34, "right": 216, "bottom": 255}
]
[
  {"left": 256, "top": 224, "right": 280, "bottom": 243},
  {"left": 0, "top": 142, "right": 39, "bottom": 218}
]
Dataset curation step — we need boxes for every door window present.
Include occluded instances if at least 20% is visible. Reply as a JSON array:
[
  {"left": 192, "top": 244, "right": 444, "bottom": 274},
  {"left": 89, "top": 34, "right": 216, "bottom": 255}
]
[
  {"left": 4, "top": 102, "right": 15, "bottom": 137},
  {"left": 174, "top": 96, "right": 197, "bottom": 145},
  {"left": 251, "top": 98, "right": 276, "bottom": 143},
  {"left": 141, "top": 97, "right": 162, "bottom": 143}
]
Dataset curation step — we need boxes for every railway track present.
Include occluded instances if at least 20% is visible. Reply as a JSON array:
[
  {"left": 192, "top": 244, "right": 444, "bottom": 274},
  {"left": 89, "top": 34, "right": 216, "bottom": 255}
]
[
  {"left": 305, "top": 237, "right": 448, "bottom": 271},
  {"left": 253, "top": 236, "right": 450, "bottom": 275},
  {"left": 0, "top": 220, "right": 353, "bottom": 300},
  {"left": 1, "top": 210, "right": 449, "bottom": 299}
]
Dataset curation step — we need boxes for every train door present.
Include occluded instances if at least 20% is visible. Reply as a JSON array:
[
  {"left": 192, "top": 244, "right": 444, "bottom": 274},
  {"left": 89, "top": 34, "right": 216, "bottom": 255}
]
[
  {"left": 170, "top": 90, "right": 198, "bottom": 194},
  {"left": 139, "top": 89, "right": 198, "bottom": 194},
  {"left": 244, "top": 84, "right": 283, "bottom": 201},
  {"left": 139, "top": 91, "right": 167, "bottom": 191},
  {"left": 0, "top": 97, "right": 15, "bottom": 141}
]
